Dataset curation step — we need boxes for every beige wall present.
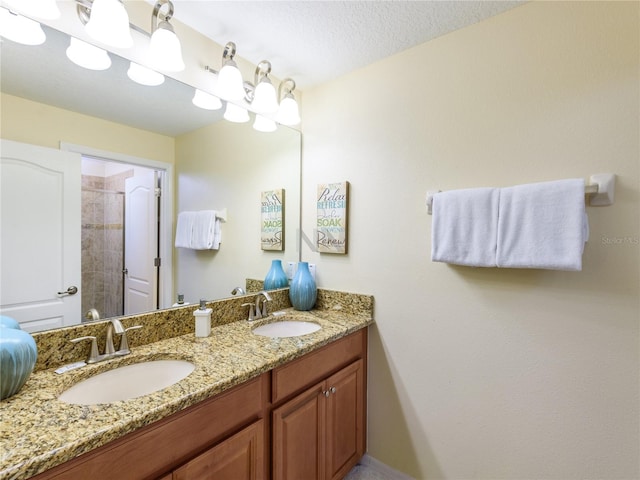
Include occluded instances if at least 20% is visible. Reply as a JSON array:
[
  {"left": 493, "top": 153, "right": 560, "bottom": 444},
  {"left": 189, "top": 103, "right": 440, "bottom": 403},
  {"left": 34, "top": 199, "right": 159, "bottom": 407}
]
[
  {"left": 1, "top": 93, "right": 174, "bottom": 163},
  {"left": 301, "top": 2, "right": 639, "bottom": 478}
]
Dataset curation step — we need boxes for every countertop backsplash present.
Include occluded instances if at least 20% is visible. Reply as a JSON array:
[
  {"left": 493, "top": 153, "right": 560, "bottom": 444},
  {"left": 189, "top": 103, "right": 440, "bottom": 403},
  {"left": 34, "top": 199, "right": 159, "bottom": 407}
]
[{"left": 31, "top": 287, "right": 373, "bottom": 372}]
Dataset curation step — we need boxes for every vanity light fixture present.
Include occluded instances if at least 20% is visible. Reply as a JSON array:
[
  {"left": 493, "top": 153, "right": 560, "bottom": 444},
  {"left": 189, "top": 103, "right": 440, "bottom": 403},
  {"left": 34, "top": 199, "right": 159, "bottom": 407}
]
[
  {"left": 192, "top": 89, "right": 222, "bottom": 110},
  {"left": 0, "top": 8, "right": 46, "bottom": 45},
  {"left": 223, "top": 102, "right": 250, "bottom": 123},
  {"left": 127, "top": 61, "right": 165, "bottom": 86},
  {"left": 148, "top": 0, "right": 185, "bottom": 72},
  {"left": 66, "top": 36, "right": 111, "bottom": 70},
  {"left": 81, "top": 0, "right": 133, "bottom": 49},
  {"left": 249, "top": 60, "right": 279, "bottom": 114},
  {"left": 4, "top": 0, "right": 60, "bottom": 20},
  {"left": 215, "top": 42, "right": 246, "bottom": 101},
  {"left": 275, "top": 78, "right": 301, "bottom": 126},
  {"left": 253, "top": 115, "right": 278, "bottom": 133}
]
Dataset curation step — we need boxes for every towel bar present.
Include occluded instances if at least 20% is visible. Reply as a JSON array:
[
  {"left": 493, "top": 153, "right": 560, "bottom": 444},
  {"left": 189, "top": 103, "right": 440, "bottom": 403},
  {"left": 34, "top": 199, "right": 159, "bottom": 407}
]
[{"left": 425, "top": 173, "right": 615, "bottom": 214}]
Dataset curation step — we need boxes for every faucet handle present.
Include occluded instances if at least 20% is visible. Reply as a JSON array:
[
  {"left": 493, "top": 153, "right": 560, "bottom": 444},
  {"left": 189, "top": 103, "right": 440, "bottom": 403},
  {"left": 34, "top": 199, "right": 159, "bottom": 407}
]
[
  {"left": 70, "top": 336, "right": 100, "bottom": 363},
  {"left": 117, "top": 325, "right": 143, "bottom": 355},
  {"left": 241, "top": 302, "right": 256, "bottom": 321}
]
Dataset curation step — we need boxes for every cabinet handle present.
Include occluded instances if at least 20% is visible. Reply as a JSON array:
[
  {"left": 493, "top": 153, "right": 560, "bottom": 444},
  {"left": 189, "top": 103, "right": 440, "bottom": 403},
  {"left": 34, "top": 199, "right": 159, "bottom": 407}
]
[
  {"left": 329, "top": 386, "right": 337, "bottom": 394},
  {"left": 323, "top": 390, "right": 330, "bottom": 398}
]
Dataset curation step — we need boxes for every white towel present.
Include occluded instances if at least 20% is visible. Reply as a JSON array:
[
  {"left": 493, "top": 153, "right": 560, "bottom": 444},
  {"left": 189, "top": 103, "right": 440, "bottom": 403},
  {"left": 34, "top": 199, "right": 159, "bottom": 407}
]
[
  {"left": 496, "top": 179, "right": 588, "bottom": 271},
  {"left": 191, "top": 210, "right": 217, "bottom": 250},
  {"left": 175, "top": 211, "right": 195, "bottom": 248},
  {"left": 431, "top": 187, "right": 499, "bottom": 267}
]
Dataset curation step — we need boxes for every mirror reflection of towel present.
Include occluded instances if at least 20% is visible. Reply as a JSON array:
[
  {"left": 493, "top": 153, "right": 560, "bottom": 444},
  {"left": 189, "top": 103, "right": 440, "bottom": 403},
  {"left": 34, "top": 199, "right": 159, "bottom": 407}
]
[{"left": 175, "top": 210, "right": 223, "bottom": 250}]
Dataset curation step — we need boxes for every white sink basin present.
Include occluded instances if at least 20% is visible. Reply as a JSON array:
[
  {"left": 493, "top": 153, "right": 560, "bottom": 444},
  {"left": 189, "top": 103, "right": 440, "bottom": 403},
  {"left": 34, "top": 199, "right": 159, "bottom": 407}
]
[
  {"left": 58, "top": 360, "right": 195, "bottom": 405},
  {"left": 252, "top": 320, "right": 321, "bottom": 338}
]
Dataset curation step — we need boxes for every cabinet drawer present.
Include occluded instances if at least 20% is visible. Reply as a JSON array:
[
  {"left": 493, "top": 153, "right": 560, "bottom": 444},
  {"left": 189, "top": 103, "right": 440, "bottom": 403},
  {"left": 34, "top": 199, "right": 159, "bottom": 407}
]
[
  {"left": 272, "top": 329, "right": 366, "bottom": 405},
  {"left": 34, "top": 374, "right": 268, "bottom": 480}
]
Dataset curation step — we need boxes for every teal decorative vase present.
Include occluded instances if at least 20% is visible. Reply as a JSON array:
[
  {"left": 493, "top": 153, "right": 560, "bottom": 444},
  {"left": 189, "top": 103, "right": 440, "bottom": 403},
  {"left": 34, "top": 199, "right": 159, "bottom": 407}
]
[
  {"left": 264, "top": 259, "right": 289, "bottom": 290},
  {"left": 0, "top": 318, "right": 37, "bottom": 400},
  {"left": 289, "top": 262, "right": 317, "bottom": 311}
]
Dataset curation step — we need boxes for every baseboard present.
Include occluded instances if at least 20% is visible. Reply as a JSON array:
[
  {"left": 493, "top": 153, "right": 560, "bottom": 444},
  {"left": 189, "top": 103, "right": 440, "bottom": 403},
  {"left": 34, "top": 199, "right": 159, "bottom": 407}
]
[{"left": 359, "top": 454, "right": 415, "bottom": 480}]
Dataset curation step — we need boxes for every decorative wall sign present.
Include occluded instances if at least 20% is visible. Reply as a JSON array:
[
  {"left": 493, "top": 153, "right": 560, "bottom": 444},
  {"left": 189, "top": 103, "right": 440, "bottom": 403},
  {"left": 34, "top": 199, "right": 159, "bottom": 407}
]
[
  {"left": 261, "top": 189, "right": 284, "bottom": 251},
  {"left": 317, "top": 181, "right": 349, "bottom": 254}
]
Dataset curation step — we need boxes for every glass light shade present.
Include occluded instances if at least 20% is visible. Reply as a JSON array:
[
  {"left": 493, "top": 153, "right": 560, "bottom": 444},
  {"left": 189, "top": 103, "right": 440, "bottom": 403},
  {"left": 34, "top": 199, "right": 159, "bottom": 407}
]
[
  {"left": 66, "top": 37, "right": 111, "bottom": 70},
  {"left": 253, "top": 115, "right": 277, "bottom": 133},
  {"left": 148, "top": 22, "right": 185, "bottom": 72},
  {"left": 0, "top": 9, "right": 45, "bottom": 45},
  {"left": 275, "top": 94, "right": 301, "bottom": 126},
  {"left": 192, "top": 89, "right": 222, "bottom": 110},
  {"left": 223, "top": 103, "right": 250, "bottom": 123},
  {"left": 252, "top": 79, "right": 278, "bottom": 114},
  {"left": 4, "top": 0, "right": 60, "bottom": 20},
  {"left": 216, "top": 60, "right": 245, "bottom": 101},
  {"left": 127, "top": 62, "right": 164, "bottom": 86},
  {"left": 85, "top": 0, "right": 132, "bottom": 49}
]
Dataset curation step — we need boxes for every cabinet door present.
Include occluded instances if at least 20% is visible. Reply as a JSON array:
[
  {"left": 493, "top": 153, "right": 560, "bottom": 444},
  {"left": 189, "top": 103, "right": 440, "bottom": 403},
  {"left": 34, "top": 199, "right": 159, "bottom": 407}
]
[
  {"left": 272, "top": 383, "right": 325, "bottom": 480},
  {"left": 173, "top": 419, "right": 264, "bottom": 480},
  {"left": 325, "top": 360, "right": 365, "bottom": 480}
]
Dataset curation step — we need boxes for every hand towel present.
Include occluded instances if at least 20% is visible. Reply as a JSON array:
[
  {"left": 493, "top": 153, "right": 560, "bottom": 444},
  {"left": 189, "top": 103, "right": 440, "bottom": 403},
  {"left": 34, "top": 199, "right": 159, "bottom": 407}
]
[
  {"left": 175, "top": 211, "right": 195, "bottom": 248},
  {"left": 431, "top": 187, "right": 500, "bottom": 267},
  {"left": 496, "top": 179, "right": 588, "bottom": 271},
  {"left": 191, "top": 210, "right": 217, "bottom": 250}
]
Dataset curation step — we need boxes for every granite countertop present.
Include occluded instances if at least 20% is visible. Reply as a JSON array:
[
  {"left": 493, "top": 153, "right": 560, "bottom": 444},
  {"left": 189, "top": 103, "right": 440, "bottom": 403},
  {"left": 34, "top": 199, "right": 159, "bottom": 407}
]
[{"left": 0, "top": 308, "right": 373, "bottom": 480}]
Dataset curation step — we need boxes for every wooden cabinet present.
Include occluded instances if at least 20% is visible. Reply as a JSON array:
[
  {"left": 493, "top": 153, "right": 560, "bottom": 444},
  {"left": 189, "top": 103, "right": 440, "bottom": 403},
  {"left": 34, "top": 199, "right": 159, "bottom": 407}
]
[
  {"left": 271, "top": 328, "right": 367, "bottom": 480},
  {"left": 173, "top": 419, "right": 264, "bottom": 480},
  {"left": 272, "top": 360, "right": 364, "bottom": 480}
]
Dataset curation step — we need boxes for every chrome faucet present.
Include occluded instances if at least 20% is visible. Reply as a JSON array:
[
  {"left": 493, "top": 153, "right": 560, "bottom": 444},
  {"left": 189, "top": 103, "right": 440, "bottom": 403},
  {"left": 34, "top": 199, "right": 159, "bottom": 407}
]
[
  {"left": 254, "top": 291, "right": 272, "bottom": 319},
  {"left": 105, "top": 318, "right": 125, "bottom": 355},
  {"left": 231, "top": 286, "right": 246, "bottom": 295},
  {"left": 71, "top": 319, "right": 142, "bottom": 364}
]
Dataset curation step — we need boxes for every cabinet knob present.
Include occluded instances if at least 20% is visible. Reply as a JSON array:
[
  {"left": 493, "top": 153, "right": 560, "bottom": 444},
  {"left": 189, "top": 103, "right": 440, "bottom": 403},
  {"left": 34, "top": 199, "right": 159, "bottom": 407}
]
[
  {"left": 323, "top": 390, "right": 330, "bottom": 398},
  {"left": 329, "top": 386, "right": 337, "bottom": 394}
]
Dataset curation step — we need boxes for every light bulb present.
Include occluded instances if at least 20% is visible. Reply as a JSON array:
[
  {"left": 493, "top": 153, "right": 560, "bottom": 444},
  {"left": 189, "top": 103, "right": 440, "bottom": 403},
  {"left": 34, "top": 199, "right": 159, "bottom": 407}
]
[
  {"left": 192, "top": 89, "right": 222, "bottom": 110},
  {"left": 85, "top": 0, "right": 132, "bottom": 49},
  {"left": 253, "top": 115, "right": 277, "bottom": 133},
  {"left": 216, "top": 60, "right": 245, "bottom": 101},
  {"left": 252, "top": 79, "right": 278, "bottom": 114},
  {"left": 148, "top": 22, "right": 185, "bottom": 72},
  {"left": 0, "top": 9, "right": 45, "bottom": 45},
  {"left": 127, "top": 62, "right": 164, "bottom": 86},
  {"left": 66, "top": 37, "right": 111, "bottom": 70},
  {"left": 223, "top": 103, "right": 249, "bottom": 123},
  {"left": 275, "top": 94, "right": 301, "bottom": 126}
]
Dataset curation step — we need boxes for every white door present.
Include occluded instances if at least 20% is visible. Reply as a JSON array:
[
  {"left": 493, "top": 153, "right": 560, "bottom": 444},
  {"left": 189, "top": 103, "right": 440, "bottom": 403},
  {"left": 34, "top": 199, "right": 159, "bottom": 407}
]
[
  {"left": 0, "top": 139, "right": 82, "bottom": 332},
  {"left": 124, "top": 171, "right": 158, "bottom": 315}
]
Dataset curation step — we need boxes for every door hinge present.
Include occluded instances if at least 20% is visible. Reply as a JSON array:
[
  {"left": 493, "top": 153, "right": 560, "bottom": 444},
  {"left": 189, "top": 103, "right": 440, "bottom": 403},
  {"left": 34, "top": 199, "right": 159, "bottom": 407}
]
[
  {"left": 155, "top": 187, "right": 161, "bottom": 198},
  {"left": 154, "top": 257, "right": 161, "bottom": 267}
]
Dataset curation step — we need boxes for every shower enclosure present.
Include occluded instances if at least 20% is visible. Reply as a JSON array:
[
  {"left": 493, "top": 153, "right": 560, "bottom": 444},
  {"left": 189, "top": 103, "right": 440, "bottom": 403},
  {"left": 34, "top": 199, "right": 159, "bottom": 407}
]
[{"left": 81, "top": 166, "right": 133, "bottom": 320}]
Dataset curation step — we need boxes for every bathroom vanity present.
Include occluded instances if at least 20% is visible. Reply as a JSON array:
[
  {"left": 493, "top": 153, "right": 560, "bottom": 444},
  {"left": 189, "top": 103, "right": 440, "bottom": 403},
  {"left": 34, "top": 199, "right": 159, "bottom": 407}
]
[{"left": 0, "top": 289, "right": 373, "bottom": 480}]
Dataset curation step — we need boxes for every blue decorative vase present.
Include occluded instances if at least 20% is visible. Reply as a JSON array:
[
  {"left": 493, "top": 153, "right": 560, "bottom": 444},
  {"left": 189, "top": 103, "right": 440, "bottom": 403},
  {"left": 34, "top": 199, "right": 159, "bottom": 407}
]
[
  {"left": 1, "top": 318, "right": 37, "bottom": 400},
  {"left": 289, "top": 262, "right": 317, "bottom": 311},
  {"left": 264, "top": 259, "right": 289, "bottom": 290}
]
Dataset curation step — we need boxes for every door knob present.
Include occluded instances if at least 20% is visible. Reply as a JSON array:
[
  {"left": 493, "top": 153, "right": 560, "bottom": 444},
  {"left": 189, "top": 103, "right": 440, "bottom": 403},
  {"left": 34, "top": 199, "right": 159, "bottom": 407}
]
[{"left": 57, "top": 286, "right": 78, "bottom": 296}]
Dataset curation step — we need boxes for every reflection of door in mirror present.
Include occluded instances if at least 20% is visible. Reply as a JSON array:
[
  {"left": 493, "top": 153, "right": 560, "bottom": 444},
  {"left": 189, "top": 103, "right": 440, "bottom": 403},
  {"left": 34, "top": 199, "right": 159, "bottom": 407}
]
[
  {"left": 81, "top": 157, "right": 161, "bottom": 320},
  {"left": 0, "top": 140, "right": 81, "bottom": 333}
]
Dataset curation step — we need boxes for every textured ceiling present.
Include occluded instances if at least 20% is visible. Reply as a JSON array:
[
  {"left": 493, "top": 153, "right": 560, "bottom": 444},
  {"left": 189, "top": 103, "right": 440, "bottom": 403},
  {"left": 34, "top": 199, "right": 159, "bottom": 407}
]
[
  {"left": 1, "top": 1, "right": 524, "bottom": 136},
  {"left": 169, "top": 1, "right": 524, "bottom": 90}
]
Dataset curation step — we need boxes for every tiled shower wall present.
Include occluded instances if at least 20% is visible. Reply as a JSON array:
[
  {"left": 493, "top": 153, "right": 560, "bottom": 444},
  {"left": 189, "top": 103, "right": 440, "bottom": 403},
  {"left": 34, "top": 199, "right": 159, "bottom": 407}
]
[{"left": 81, "top": 170, "right": 133, "bottom": 319}]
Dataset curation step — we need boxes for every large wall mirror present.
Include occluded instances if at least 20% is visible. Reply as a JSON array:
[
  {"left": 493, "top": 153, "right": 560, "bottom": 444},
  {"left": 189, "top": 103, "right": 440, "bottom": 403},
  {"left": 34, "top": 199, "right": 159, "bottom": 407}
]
[{"left": 0, "top": 24, "right": 301, "bottom": 332}]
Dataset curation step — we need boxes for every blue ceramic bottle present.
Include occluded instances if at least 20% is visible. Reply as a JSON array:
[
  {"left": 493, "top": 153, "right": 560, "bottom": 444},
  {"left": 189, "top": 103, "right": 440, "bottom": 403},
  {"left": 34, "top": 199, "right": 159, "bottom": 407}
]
[
  {"left": 0, "top": 316, "right": 37, "bottom": 400},
  {"left": 264, "top": 259, "right": 289, "bottom": 290},
  {"left": 289, "top": 262, "right": 317, "bottom": 311}
]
